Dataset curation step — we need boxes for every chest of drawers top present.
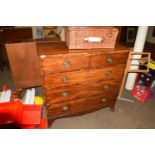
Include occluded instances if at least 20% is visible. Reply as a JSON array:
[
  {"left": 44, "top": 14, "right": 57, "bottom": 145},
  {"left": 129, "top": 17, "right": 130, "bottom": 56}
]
[{"left": 37, "top": 41, "right": 129, "bottom": 56}]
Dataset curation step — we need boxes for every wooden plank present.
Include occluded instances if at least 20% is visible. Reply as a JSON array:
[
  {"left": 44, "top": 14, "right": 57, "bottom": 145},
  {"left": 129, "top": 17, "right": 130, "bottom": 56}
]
[{"left": 6, "top": 42, "right": 41, "bottom": 89}]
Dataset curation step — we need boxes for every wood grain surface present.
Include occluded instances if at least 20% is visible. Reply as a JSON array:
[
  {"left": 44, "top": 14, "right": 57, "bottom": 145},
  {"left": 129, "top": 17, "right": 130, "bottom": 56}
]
[{"left": 6, "top": 42, "right": 41, "bottom": 88}]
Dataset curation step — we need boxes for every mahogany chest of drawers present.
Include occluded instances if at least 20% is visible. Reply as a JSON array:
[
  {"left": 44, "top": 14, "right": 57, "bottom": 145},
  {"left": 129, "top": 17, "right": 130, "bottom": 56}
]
[{"left": 38, "top": 41, "right": 130, "bottom": 120}]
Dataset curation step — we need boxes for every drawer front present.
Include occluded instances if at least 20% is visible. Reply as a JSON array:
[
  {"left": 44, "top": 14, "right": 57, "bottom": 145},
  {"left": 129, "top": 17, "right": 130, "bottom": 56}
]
[
  {"left": 45, "top": 85, "right": 88, "bottom": 103},
  {"left": 47, "top": 98, "right": 87, "bottom": 117},
  {"left": 40, "top": 55, "right": 89, "bottom": 74},
  {"left": 45, "top": 81, "right": 120, "bottom": 104},
  {"left": 87, "top": 94, "right": 117, "bottom": 109},
  {"left": 43, "top": 64, "right": 125, "bottom": 89},
  {"left": 88, "top": 81, "right": 120, "bottom": 95},
  {"left": 87, "top": 64, "right": 126, "bottom": 83},
  {"left": 43, "top": 70, "right": 87, "bottom": 89},
  {"left": 90, "top": 53, "right": 128, "bottom": 68},
  {"left": 47, "top": 93, "right": 117, "bottom": 118}
]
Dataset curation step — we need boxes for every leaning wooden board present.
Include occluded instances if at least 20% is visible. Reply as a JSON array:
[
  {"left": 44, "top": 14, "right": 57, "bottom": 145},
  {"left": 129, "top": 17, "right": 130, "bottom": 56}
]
[
  {"left": 38, "top": 41, "right": 130, "bottom": 120},
  {"left": 6, "top": 42, "right": 41, "bottom": 88}
]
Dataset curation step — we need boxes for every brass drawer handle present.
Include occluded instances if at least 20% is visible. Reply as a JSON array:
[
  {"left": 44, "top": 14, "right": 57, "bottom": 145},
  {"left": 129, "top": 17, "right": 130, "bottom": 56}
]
[
  {"left": 62, "top": 105, "right": 69, "bottom": 111},
  {"left": 106, "top": 71, "right": 112, "bottom": 76},
  {"left": 103, "top": 85, "right": 109, "bottom": 90},
  {"left": 61, "top": 77, "right": 69, "bottom": 83},
  {"left": 102, "top": 98, "right": 107, "bottom": 103},
  {"left": 63, "top": 60, "right": 70, "bottom": 67},
  {"left": 61, "top": 91, "right": 69, "bottom": 97},
  {"left": 107, "top": 56, "right": 113, "bottom": 63}
]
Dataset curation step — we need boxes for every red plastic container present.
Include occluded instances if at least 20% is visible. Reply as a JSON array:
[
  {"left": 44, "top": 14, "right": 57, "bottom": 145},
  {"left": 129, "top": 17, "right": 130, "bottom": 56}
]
[
  {"left": 0, "top": 100, "right": 47, "bottom": 128},
  {"left": 132, "top": 79, "right": 150, "bottom": 103},
  {"left": 132, "top": 73, "right": 154, "bottom": 103}
]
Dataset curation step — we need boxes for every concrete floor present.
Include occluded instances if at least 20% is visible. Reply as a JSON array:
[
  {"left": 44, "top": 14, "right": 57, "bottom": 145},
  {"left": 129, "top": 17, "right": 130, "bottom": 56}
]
[{"left": 1, "top": 68, "right": 155, "bottom": 129}]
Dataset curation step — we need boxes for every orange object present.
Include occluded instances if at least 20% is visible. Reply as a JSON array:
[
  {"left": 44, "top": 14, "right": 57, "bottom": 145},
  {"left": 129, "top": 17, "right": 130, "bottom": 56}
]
[
  {"left": 0, "top": 101, "right": 23, "bottom": 124},
  {"left": 39, "top": 118, "right": 47, "bottom": 129},
  {"left": 0, "top": 100, "right": 45, "bottom": 128}
]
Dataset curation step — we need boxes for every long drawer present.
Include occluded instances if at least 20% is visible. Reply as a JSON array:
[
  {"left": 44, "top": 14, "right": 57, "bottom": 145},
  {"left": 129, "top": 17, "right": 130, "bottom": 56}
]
[
  {"left": 45, "top": 81, "right": 120, "bottom": 104},
  {"left": 43, "top": 64, "right": 125, "bottom": 89},
  {"left": 40, "top": 54, "right": 89, "bottom": 74},
  {"left": 47, "top": 93, "right": 117, "bottom": 118}
]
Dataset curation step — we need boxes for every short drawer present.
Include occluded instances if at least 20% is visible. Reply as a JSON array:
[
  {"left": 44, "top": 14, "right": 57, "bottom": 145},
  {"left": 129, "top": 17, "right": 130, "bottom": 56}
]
[
  {"left": 40, "top": 54, "right": 89, "bottom": 74},
  {"left": 90, "top": 53, "right": 128, "bottom": 68}
]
